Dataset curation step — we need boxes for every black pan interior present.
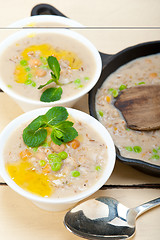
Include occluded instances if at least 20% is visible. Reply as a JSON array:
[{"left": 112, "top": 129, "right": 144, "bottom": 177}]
[{"left": 89, "top": 41, "right": 160, "bottom": 177}]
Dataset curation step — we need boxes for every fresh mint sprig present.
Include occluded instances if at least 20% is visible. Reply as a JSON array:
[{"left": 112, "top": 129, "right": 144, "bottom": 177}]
[
  {"left": 38, "top": 56, "right": 61, "bottom": 89},
  {"left": 38, "top": 56, "right": 63, "bottom": 103},
  {"left": 40, "top": 87, "right": 62, "bottom": 102},
  {"left": 23, "top": 106, "right": 78, "bottom": 147}
]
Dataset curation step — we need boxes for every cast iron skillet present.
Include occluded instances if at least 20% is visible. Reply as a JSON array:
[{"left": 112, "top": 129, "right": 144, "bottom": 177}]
[
  {"left": 89, "top": 41, "right": 160, "bottom": 177},
  {"left": 30, "top": 4, "right": 160, "bottom": 176}
]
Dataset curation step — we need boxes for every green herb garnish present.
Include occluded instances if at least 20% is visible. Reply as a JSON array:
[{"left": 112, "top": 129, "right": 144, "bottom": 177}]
[
  {"left": 23, "top": 106, "right": 78, "bottom": 148},
  {"left": 41, "top": 142, "right": 49, "bottom": 148},
  {"left": 38, "top": 56, "right": 63, "bottom": 103},
  {"left": 40, "top": 87, "right": 63, "bottom": 102},
  {"left": 38, "top": 56, "right": 61, "bottom": 89}
]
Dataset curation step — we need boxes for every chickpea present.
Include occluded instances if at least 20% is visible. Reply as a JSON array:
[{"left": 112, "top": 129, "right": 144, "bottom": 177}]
[
  {"left": 50, "top": 142, "right": 66, "bottom": 153},
  {"left": 29, "top": 58, "right": 42, "bottom": 67},
  {"left": 35, "top": 68, "right": 47, "bottom": 77}
]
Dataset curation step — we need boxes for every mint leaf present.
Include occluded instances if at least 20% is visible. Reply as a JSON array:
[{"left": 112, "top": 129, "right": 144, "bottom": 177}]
[
  {"left": 40, "top": 87, "right": 62, "bottom": 102},
  {"left": 38, "top": 56, "right": 61, "bottom": 89},
  {"left": 50, "top": 130, "right": 64, "bottom": 145},
  {"left": 23, "top": 128, "right": 47, "bottom": 147},
  {"left": 38, "top": 78, "right": 56, "bottom": 90},
  {"left": 22, "top": 107, "right": 78, "bottom": 148},
  {"left": 25, "top": 115, "right": 47, "bottom": 130},
  {"left": 51, "top": 121, "right": 78, "bottom": 145},
  {"left": 47, "top": 56, "right": 61, "bottom": 80},
  {"left": 51, "top": 72, "right": 59, "bottom": 85},
  {"left": 45, "top": 106, "right": 68, "bottom": 125},
  {"left": 22, "top": 115, "right": 48, "bottom": 147}
]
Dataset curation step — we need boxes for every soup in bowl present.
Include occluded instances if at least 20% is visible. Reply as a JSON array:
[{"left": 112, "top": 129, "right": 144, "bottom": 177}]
[
  {"left": 0, "top": 28, "right": 101, "bottom": 112},
  {"left": 0, "top": 106, "right": 115, "bottom": 211}
]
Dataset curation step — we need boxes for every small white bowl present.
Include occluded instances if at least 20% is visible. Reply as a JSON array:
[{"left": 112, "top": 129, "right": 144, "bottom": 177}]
[
  {"left": 0, "top": 28, "right": 102, "bottom": 112},
  {"left": 0, "top": 107, "right": 115, "bottom": 211},
  {"left": 9, "top": 15, "right": 83, "bottom": 28}
]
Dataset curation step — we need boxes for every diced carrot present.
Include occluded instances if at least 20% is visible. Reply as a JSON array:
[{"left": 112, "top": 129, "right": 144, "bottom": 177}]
[
  {"left": 42, "top": 164, "right": 51, "bottom": 174},
  {"left": 149, "top": 72, "right": 158, "bottom": 78},
  {"left": 68, "top": 139, "right": 80, "bottom": 149},
  {"left": 19, "top": 149, "right": 32, "bottom": 161},
  {"left": 114, "top": 127, "right": 117, "bottom": 131},
  {"left": 105, "top": 95, "right": 111, "bottom": 103}
]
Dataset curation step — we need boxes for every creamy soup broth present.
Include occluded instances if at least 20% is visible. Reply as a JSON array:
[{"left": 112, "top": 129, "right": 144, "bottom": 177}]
[
  {"left": 0, "top": 33, "right": 96, "bottom": 101},
  {"left": 96, "top": 53, "right": 160, "bottom": 165},
  {"left": 4, "top": 117, "right": 108, "bottom": 198}
]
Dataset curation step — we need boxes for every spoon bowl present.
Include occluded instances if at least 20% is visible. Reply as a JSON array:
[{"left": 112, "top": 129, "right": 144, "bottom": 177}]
[{"left": 64, "top": 196, "right": 160, "bottom": 239}]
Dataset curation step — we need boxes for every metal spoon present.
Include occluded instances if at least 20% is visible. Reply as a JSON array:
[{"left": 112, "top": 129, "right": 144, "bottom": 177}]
[{"left": 64, "top": 196, "right": 160, "bottom": 239}]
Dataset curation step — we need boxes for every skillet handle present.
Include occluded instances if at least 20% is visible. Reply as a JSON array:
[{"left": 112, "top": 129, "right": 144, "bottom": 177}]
[
  {"left": 99, "top": 52, "right": 113, "bottom": 69},
  {"left": 31, "top": 4, "right": 67, "bottom": 17}
]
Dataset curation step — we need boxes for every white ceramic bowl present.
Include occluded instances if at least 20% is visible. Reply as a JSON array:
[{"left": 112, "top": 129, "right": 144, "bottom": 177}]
[
  {"left": 9, "top": 15, "right": 83, "bottom": 28},
  {"left": 0, "top": 28, "right": 102, "bottom": 112},
  {"left": 0, "top": 107, "right": 115, "bottom": 211}
]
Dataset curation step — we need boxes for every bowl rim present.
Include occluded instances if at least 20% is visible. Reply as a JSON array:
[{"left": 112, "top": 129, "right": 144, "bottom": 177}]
[
  {"left": 0, "top": 28, "right": 102, "bottom": 107},
  {"left": 8, "top": 14, "right": 84, "bottom": 28},
  {"left": 0, "top": 107, "right": 116, "bottom": 204}
]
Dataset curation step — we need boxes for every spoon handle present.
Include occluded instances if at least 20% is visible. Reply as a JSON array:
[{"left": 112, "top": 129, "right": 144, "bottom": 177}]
[{"left": 134, "top": 197, "right": 160, "bottom": 218}]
